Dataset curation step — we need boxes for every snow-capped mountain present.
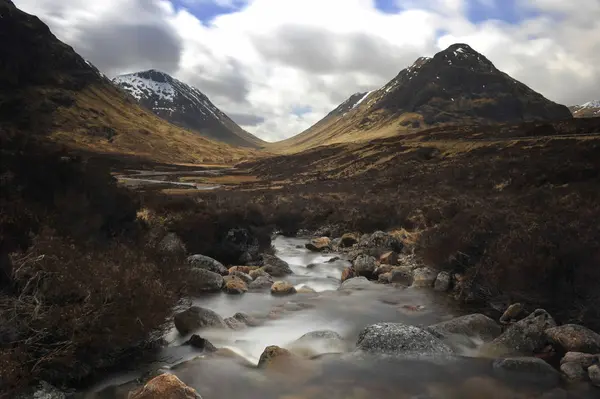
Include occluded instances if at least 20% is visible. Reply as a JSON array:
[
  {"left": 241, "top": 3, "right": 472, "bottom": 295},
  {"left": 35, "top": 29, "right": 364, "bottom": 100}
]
[
  {"left": 570, "top": 100, "right": 600, "bottom": 118},
  {"left": 113, "top": 70, "right": 264, "bottom": 148}
]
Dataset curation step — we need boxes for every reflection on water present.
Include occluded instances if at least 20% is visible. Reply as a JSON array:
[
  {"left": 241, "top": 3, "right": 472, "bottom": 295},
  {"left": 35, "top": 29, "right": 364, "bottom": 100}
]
[{"left": 85, "top": 236, "right": 599, "bottom": 399}]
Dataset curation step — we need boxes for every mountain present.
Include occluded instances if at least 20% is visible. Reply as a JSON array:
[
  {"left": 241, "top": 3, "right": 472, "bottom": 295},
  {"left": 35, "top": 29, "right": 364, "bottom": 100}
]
[
  {"left": 113, "top": 70, "right": 265, "bottom": 148},
  {"left": 0, "top": 0, "right": 255, "bottom": 164},
  {"left": 570, "top": 101, "right": 600, "bottom": 118},
  {"left": 273, "top": 44, "right": 572, "bottom": 153}
]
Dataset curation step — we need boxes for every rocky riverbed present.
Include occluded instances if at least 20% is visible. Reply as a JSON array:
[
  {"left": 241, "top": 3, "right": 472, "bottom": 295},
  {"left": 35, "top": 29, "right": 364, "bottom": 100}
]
[{"left": 29, "top": 232, "right": 600, "bottom": 399}]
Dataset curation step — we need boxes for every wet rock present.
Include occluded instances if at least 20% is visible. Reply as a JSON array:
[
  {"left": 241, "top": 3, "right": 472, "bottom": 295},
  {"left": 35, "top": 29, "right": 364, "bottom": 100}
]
[
  {"left": 378, "top": 272, "right": 392, "bottom": 284},
  {"left": 338, "top": 276, "right": 373, "bottom": 291},
  {"left": 249, "top": 268, "right": 269, "bottom": 280},
  {"left": 188, "top": 268, "right": 223, "bottom": 293},
  {"left": 187, "top": 254, "right": 228, "bottom": 275},
  {"left": 228, "top": 266, "right": 252, "bottom": 275},
  {"left": 184, "top": 335, "right": 217, "bottom": 352},
  {"left": 411, "top": 267, "right": 437, "bottom": 288},
  {"left": 560, "top": 361, "right": 588, "bottom": 381},
  {"left": 257, "top": 345, "right": 293, "bottom": 368},
  {"left": 326, "top": 256, "right": 341, "bottom": 263},
  {"left": 223, "top": 275, "right": 248, "bottom": 294},
  {"left": 305, "top": 237, "right": 331, "bottom": 252},
  {"left": 16, "top": 381, "right": 66, "bottom": 399},
  {"left": 128, "top": 373, "right": 202, "bottom": 399},
  {"left": 379, "top": 251, "right": 399, "bottom": 265},
  {"left": 374, "top": 264, "right": 394, "bottom": 276},
  {"left": 297, "top": 285, "right": 316, "bottom": 293},
  {"left": 262, "top": 254, "right": 293, "bottom": 277},
  {"left": 589, "top": 364, "right": 600, "bottom": 387},
  {"left": 174, "top": 306, "right": 226, "bottom": 335},
  {"left": 433, "top": 271, "right": 451, "bottom": 292},
  {"left": 561, "top": 352, "right": 598, "bottom": 368},
  {"left": 427, "top": 314, "right": 501, "bottom": 342},
  {"left": 233, "top": 312, "right": 261, "bottom": 327},
  {"left": 224, "top": 316, "right": 246, "bottom": 330},
  {"left": 389, "top": 266, "right": 413, "bottom": 285},
  {"left": 271, "top": 281, "right": 297, "bottom": 296},
  {"left": 249, "top": 275, "right": 274, "bottom": 290},
  {"left": 298, "top": 330, "right": 343, "bottom": 342},
  {"left": 545, "top": 324, "right": 600, "bottom": 354},
  {"left": 158, "top": 233, "right": 186, "bottom": 256},
  {"left": 484, "top": 309, "right": 557, "bottom": 356},
  {"left": 492, "top": 357, "right": 560, "bottom": 386},
  {"left": 341, "top": 267, "right": 356, "bottom": 282},
  {"left": 499, "top": 303, "right": 524, "bottom": 324},
  {"left": 230, "top": 271, "right": 253, "bottom": 284},
  {"left": 353, "top": 254, "right": 377, "bottom": 278},
  {"left": 340, "top": 233, "right": 359, "bottom": 247},
  {"left": 356, "top": 322, "right": 453, "bottom": 356}
]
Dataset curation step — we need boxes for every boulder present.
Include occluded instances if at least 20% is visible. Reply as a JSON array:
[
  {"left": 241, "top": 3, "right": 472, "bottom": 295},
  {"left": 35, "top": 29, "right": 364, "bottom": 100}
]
[
  {"left": 484, "top": 309, "right": 557, "bottom": 356},
  {"left": 292, "top": 330, "right": 346, "bottom": 355},
  {"left": 188, "top": 268, "right": 223, "bottom": 294},
  {"left": 411, "top": 267, "right": 437, "bottom": 288},
  {"left": 559, "top": 361, "right": 588, "bottom": 382},
  {"left": 378, "top": 272, "right": 392, "bottom": 284},
  {"left": 561, "top": 352, "right": 598, "bottom": 368},
  {"left": 545, "top": 324, "right": 600, "bottom": 354},
  {"left": 249, "top": 268, "right": 270, "bottom": 280},
  {"left": 257, "top": 345, "right": 294, "bottom": 368},
  {"left": 174, "top": 306, "right": 226, "bottom": 335},
  {"left": 433, "top": 271, "right": 451, "bottom": 292},
  {"left": 224, "top": 317, "right": 246, "bottom": 330},
  {"left": 499, "top": 303, "right": 525, "bottom": 324},
  {"left": 356, "top": 322, "right": 453, "bottom": 356},
  {"left": 297, "top": 330, "right": 343, "bottom": 342},
  {"left": 427, "top": 314, "right": 501, "bottom": 342},
  {"left": 262, "top": 254, "right": 293, "bottom": 277},
  {"left": 341, "top": 267, "right": 356, "bottom": 282},
  {"left": 353, "top": 255, "right": 377, "bottom": 278},
  {"left": 297, "top": 285, "right": 316, "bottom": 293},
  {"left": 228, "top": 266, "right": 252, "bottom": 275},
  {"left": 184, "top": 335, "right": 217, "bottom": 352},
  {"left": 305, "top": 237, "right": 331, "bottom": 252},
  {"left": 389, "top": 267, "right": 413, "bottom": 285},
  {"left": 128, "top": 373, "right": 202, "bottom": 399},
  {"left": 230, "top": 271, "right": 253, "bottom": 285},
  {"left": 249, "top": 275, "right": 274, "bottom": 290},
  {"left": 223, "top": 276, "right": 248, "bottom": 295},
  {"left": 379, "top": 251, "right": 399, "bottom": 265},
  {"left": 326, "top": 256, "right": 341, "bottom": 263},
  {"left": 589, "top": 364, "right": 600, "bottom": 387},
  {"left": 187, "top": 254, "right": 228, "bottom": 275},
  {"left": 338, "top": 276, "right": 373, "bottom": 291},
  {"left": 271, "top": 281, "right": 297, "bottom": 296},
  {"left": 492, "top": 357, "right": 560, "bottom": 386},
  {"left": 340, "top": 233, "right": 359, "bottom": 247},
  {"left": 158, "top": 233, "right": 186, "bottom": 256},
  {"left": 374, "top": 264, "right": 394, "bottom": 277},
  {"left": 359, "top": 231, "right": 404, "bottom": 254},
  {"left": 233, "top": 312, "right": 261, "bottom": 327}
]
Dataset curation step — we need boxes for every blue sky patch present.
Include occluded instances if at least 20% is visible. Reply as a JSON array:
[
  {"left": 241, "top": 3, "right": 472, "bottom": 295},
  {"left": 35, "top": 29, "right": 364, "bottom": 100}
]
[
  {"left": 172, "top": 0, "right": 246, "bottom": 23},
  {"left": 292, "top": 105, "right": 312, "bottom": 117}
]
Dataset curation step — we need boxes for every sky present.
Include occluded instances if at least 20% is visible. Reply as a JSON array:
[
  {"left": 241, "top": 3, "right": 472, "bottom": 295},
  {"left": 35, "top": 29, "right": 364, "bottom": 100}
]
[{"left": 14, "top": 0, "right": 600, "bottom": 142}]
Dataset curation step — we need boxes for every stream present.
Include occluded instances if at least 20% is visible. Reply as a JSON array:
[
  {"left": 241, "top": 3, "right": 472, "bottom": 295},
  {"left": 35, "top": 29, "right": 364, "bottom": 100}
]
[{"left": 84, "top": 236, "right": 596, "bottom": 399}]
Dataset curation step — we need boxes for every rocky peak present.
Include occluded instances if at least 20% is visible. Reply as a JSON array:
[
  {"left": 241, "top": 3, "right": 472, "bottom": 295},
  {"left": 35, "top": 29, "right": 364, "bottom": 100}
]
[
  {"left": 134, "top": 69, "right": 171, "bottom": 83},
  {"left": 570, "top": 100, "right": 600, "bottom": 118}
]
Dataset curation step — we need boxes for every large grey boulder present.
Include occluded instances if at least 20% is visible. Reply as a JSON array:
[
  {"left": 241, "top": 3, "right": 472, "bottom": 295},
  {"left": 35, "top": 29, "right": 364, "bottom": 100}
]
[
  {"left": 188, "top": 268, "right": 224, "bottom": 293},
  {"left": 353, "top": 255, "right": 377, "bottom": 278},
  {"left": 262, "top": 254, "right": 293, "bottom": 277},
  {"left": 411, "top": 267, "right": 438, "bottom": 288},
  {"left": 338, "top": 276, "right": 373, "bottom": 291},
  {"left": 493, "top": 357, "right": 560, "bottom": 386},
  {"left": 560, "top": 352, "right": 599, "bottom": 382},
  {"left": 484, "top": 309, "right": 557, "bottom": 356},
  {"left": 356, "top": 322, "right": 453, "bottom": 357},
  {"left": 187, "top": 254, "right": 228, "bottom": 275},
  {"left": 427, "top": 314, "right": 501, "bottom": 342},
  {"left": 545, "top": 324, "right": 600, "bottom": 354},
  {"left": 297, "top": 330, "right": 343, "bottom": 342},
  {"left": 174, "top": 306, "right": 226, "bottom": 335},
  {"left": 248, "top": 275, "right": 274, "bottom": 290}
]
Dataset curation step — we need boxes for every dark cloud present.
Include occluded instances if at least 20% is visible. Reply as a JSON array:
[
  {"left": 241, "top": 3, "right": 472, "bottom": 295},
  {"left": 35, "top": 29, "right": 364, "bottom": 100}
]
[{"left": 228, "top": 112, "right": 265, "bottom": 126}]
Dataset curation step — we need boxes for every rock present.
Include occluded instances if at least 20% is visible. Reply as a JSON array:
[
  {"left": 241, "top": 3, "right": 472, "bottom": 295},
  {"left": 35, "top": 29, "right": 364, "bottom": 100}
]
[
  {"left": 271, "top": 281, "right": 297, "bottom": 296},
  {"left": 411, "top": 267, "right": 437, "bottom": 288},
  {"left": 262, "top": 254, "right": 293, "bottom": 277},
  {"left": 17, "top": 381, "right": 66, "bottom": 399},
  {"left": 224, "top": 316, "right": 246, "bottom": 330},
  {"left": 184, "top": 335, "right": 217, "bottom": 352},
  {"left": 374, "top": 264, "right": 394, "bottom": 276},
  {"left": 340, "top": 267, "right": 356, "bottom": 282},
  {"left": 492, "top": 357, "right": 560, "bottom": 386},
  {"left": 158, "top": 233, "right": 186, "bottom": 256},
  {"left": 559, "top": 361, "right": 588, "bottom": 381},
  {"left": 187, "top": 254, "right": 228, "bottom": 275},
  {"left": 188, "top": 268, "right": 223, "bottom": 294},
  {"left": 545, "top": 324, "right": 600, "bottom": 354},
  {"left": 484, "top": 309, "right": 557, "bottom": 356},
  {"left": 257, "top": 345, "right": 293, "bottom": 368},
  {"left": 379, "top": 251, "right": 399, "bottom": 265},
  {"left": 174, "top": 306, "right": 226, "bottom": 335},
  {"left": 297, "top": 285, "right": 316, "bottom": 293},
  {"left": 297, "top": 330, "right": 343, "bottom": 342},
  {"left": 353, "top": 254, "right": 377, "bottom": 278},
  {"left": 292, "top": 330, "right": 346, "bottom": 355},
  {"left": 314, "top": 225, "right": 343, "bottom": 238},
  {"left": 305, "top": 237, "right": 331, "bottom": 252},
  {"left": 233, "top": 312, "right": 261, "bottom": 327},
  {"left": 378, "top": 272, "right": 392, "bottom": 284},
  {"left": 228, "top": 266, "right": 251, "bottom": 275},
  {"left": 230, "top": 271, "right": 253, "bottom": 284},
  {"left": 499, "top": 303, "right": 525, "bottom": 324},
  {"left": 340, "top": 233, "right": 359, "bottom": 247},
  {"left": 249, "top": 275, "right": 274, "bottom": 290},
  {"left": 389, "top": 267, "right": 413, "bottom": 285},
  {"left": 427, "top": 314, "right": 501, "bottom": 342},
  {"left": 223, "top": 276, "right": 248, "bottom": 294},
  {"left": 128, "top": 373, "right": 201, "bottom": 399},
  {"left": 433, "top": 271, "right": 451, "bottom": 292},
  {"left": 356, "top": 322, "right": 453, "bottom": 356},
  {"left": 326, "top": 256, "right": 340, "bottom": 263},
  {"left": 338, "top": 276, "right": 373, "bottom": 291},
  {"left": 589, "top": 364, "right": 600, "bottom": 387},
  {"left": 249, "top": 268, "right": 269, "bottom": 280},
  {"left": 561, "top": 352, "right": 598, "bottom": 368},
  {"left": 359, "top": 231, "right": 404, "bottom": 254}
]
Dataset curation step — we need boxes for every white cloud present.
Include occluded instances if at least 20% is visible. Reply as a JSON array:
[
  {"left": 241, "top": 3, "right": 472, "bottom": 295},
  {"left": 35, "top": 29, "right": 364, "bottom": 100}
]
[{"left": 13, "top": 0, "right": 600, "bottom": 142}]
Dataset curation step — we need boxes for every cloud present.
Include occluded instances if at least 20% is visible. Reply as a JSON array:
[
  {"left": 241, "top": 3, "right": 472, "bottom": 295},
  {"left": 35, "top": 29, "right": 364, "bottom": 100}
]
[{"left": 12, "top": 0, "right": 600, "bottom": 142}]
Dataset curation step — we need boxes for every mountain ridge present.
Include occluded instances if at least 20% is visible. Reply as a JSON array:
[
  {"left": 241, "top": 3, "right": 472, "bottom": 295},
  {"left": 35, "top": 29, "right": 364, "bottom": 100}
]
[{"left": 570, "top": 100, "right": 600, "bottom": 118}]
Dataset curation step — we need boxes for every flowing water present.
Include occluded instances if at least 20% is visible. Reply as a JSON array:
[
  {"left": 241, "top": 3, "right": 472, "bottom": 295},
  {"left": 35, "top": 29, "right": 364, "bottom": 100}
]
[{"left": 84, "top": 236, "right": 597, "bottom": 399}]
